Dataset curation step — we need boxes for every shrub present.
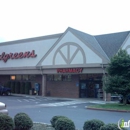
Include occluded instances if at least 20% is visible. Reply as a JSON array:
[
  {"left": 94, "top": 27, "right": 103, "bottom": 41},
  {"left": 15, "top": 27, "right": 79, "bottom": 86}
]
[
  {"left": 14, "top": 112, "right": 33, "bottom": 130},
  {"left": 0, "top": 113, "right": 14, "bottom": 130},
  {"left": 11, "top": 81, "right": 15, "bottom": 93},
  {"left": 20, "top": 82, "right": 25, "bottom": 94},
  {"left": 100, "top": 123, "right": 127, "bottom": 130},
  {"left": 25, "top": 82, "right": 31, "bottom": 94},
  {"left": 15, "top": 81, "right": 20, "bottom": 94},
  {"left": 83, "top": 119, "right": 105, "bottom": 130},
  {"left": 55, "top": 117, "right": 75, "bottom": 130},
  {"left": 4, "top": 80, "right": 11, "bottom": 88},
  {"left": 50, "top": 115, "right": 68, "bottom": 128}
]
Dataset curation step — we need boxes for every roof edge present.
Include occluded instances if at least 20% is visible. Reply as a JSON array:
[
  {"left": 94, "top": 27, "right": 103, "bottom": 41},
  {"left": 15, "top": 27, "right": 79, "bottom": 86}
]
[{"left": 0, "top": 33, "right": 63, "bottom": 46}]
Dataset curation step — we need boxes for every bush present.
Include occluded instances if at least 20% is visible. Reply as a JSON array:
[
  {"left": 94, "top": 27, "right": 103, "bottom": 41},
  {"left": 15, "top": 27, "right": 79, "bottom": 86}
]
[
  {"left": 50, "top": 115, "right": 68, "bottom": 128},
  {"left": 15, "top": 81, "right": 20, "bottom": 94},
  {"left": 55, "top": 117, "right": 75, "bottom": 130},
  {"left": 11, "top": 81, "right": 15, "bottom": 93},
  {"left": 4, "top": 80, "right": 11, "bottom": 88},
  {"left": 20, "top": 82, "right": 25, "bottom": 94},
  {"left": 25, "top": 82, "right": 31, "bottom": 94},
  {"left": 14, "top": 112, "right": 33, "bottom": 130},
  {"left": 100, "top": 123, "right": 127, "bottom": 130},
  {"left": 83, "top": 119, "right": 105, "bottom": 130},
  {"left": 0, "top": 113, "right": 14, "bottom": 130}
]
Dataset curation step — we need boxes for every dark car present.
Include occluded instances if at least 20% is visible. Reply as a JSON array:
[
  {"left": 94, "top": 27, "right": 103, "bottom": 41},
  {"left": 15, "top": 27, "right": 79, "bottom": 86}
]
[
  {"left": 0, "top": 85, "right": 11, "bottom": 96},
  {"left": 119, "top": 94, "right": 130, "bottom": 104}
]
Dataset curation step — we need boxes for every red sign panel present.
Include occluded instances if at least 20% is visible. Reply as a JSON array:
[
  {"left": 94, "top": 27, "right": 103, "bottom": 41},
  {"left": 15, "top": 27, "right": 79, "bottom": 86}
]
[
  {"left": 0, "top": 50, "right": 37, "bottom": 62},
  {"left": 57, "top": 68, "right": 83, "bottom": 73}
]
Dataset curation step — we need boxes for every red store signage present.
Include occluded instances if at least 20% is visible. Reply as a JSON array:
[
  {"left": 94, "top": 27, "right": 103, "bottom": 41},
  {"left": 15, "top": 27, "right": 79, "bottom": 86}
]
[
  {"left": 57, "top": 68, "right": 83, "bottom": 73},
  {"left": 0, "top": 50, "right": 37, "bottom": 62}
]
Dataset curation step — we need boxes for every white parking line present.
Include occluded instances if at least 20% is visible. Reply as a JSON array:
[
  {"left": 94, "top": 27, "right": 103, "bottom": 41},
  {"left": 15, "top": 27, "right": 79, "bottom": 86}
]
[
  {"left": 17, "top": 99, "right": 22, "bottom": 102},
  {"left": 38, "top": 101, "right": 87, "bottom": 107},
  {"left": 29, "top": 99, "right": 35, "bottom": 101},
  {"left": 23, "top": 99, "right": 29, "bottom": 102}
]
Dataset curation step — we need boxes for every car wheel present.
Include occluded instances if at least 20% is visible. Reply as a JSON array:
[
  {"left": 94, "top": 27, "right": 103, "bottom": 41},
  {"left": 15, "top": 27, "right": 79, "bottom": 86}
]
[{"left": 6, "top": 91, "right": 11, "bottom": 96}]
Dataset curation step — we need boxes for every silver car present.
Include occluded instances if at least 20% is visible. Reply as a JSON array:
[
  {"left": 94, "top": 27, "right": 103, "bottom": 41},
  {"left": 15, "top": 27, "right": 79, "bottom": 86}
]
[{"left": 0, "top": 102, "right": 8, "bottom": 115}]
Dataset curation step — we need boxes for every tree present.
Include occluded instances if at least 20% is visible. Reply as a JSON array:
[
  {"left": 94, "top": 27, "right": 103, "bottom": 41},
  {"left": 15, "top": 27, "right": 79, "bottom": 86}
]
[{"left": 104, "top": 49, "right": 130, "bottom": 104}]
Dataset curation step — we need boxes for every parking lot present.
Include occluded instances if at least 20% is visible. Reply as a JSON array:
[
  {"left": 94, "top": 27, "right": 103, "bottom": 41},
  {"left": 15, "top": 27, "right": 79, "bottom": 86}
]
[
  {"left": 1, "top": 95, "right": 130, "bottom": 130},
  {"left": 0, "top": 95, "right": 88, "bottom": 108}
]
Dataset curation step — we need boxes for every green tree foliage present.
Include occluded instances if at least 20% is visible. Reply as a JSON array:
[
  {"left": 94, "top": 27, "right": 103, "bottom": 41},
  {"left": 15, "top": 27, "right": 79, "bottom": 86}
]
[
  {"left": 0, "top": 113, "right": 14, "bottom": 130},
  {"left": 15, "top": 81, "right": 20, "bottom": 94},
  {"left": 11, "top": 81, "right": 15, "bottom": 93},
  {"left": 20, "top": 82, "right": 25, "bottom": 94},
  {"left": 4, "top": 81, "right": 11, "bottom": 88},
  {"left": 104, "top": 49, "right": 130, "bottom": 104},
  {"left": 100, "top": 123, "right": 127, "bottom": 130},
  {"left": 55, "top": 117, "right": 75, "bottom": 130},
  {"left": 25, "top": 82, "right": 31, "bottom": 94},
  {"left": 50, "top": 115, "right": 69, "bottom": 128},
  {"left": 14, "top": 112, "right": 33, "bottom": 130},
  {"left": 83, "top": 119, "right": 104, "bottom": 130}
]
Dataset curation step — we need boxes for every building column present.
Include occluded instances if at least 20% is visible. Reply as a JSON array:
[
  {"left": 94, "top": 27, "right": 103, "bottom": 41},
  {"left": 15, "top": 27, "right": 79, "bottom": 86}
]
[
  {"left": 41, "top": 74, "right": 46, "bottom": 96},
  {"left": 106, "top": 93, "right": 111, "bottom": 101}
]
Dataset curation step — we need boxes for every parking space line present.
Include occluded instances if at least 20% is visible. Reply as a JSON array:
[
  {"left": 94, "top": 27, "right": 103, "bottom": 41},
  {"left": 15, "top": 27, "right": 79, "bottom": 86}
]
[
  {"left": 17, "top": 99, "right": 22, "bottom": 102},
  {"left": 23, "top": 99, "right": 29, "bottom": 102}
]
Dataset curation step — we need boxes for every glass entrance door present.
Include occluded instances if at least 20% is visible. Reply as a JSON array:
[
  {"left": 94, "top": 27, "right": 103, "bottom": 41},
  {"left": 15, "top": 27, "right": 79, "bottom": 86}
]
[
  {"left": 79, "top": 74, "right": 103, "bottom": 98},
  {"left": 79, "top": 82, "right": 87, "bottom": 98},
  {"left": 79, "top": 80, "right": 102, "bottom": 98},
  {"left": 79, "top": 80, "right": 95, "bottom": 98}
]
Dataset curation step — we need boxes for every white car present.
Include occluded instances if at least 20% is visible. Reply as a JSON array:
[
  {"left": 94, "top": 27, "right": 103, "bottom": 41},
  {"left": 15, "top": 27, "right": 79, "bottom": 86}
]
[{"left": 0, "top": 102, "right": 8, "bottom": 115}]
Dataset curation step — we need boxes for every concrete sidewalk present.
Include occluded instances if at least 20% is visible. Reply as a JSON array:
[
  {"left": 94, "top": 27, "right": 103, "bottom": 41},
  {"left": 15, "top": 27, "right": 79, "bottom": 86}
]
[{"left": 11, "top": 93, "right": 119, "bottom": 104}]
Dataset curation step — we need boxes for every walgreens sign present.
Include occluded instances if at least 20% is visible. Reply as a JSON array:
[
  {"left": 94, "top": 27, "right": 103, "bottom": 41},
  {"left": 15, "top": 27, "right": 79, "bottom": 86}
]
[{"left": 0, "top": 50, "right": 37, "bottom": 62}]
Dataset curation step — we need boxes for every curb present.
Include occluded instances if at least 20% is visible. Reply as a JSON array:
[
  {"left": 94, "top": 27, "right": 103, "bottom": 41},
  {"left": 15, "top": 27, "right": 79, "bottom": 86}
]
[{"left": 86, "top": 107, "right": 130, "bottom": 113}]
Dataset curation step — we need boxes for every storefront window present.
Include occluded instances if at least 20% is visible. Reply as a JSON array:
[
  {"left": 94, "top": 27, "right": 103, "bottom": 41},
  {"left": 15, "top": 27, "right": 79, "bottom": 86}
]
[
  {"left": 54, "top": 75, "right": 62, "bottom": 81},
  {"left": 16, "top": 75, "right": 22, "bottom": 80},
  {"left": 10, "top": 75, "right": 16, "bottom": 80},
  {"left": 62, "top": 75, "right": 71, "bottom": 81},
  {"left": 47, "top": 75, "right": 54, "bottom": 81},
  {"left": 23, "top": 75, "right": 28, "bottom": 80},
  {"left": 80, "top": 74, "right": 87, "bottom": 80},
  {"left": 47, "top": 74, "right": 72, "bottom": 81},
  {"left": 28, "top": 75, "right": 36, "bottom": 81}
]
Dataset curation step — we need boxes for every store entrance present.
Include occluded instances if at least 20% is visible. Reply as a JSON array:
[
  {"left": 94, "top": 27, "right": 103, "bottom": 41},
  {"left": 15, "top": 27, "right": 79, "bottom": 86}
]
[{"left": 79, "top": 74, "right": 102, "bottom": 98}]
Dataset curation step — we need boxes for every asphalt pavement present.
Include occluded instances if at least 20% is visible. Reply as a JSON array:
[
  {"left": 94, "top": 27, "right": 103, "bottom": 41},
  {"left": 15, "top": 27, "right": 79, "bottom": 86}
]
[
  {"left": 11, "top": 93, "right": 119, "bottom": 106},
  {"left": 1, "top": 93, "right": 129, "bottom": 130}
]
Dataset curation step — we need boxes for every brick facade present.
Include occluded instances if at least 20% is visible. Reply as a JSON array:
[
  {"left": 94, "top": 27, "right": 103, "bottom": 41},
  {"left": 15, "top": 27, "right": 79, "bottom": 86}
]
[{"left": 46, "top": 75, "right": 79, "bottom": 98}]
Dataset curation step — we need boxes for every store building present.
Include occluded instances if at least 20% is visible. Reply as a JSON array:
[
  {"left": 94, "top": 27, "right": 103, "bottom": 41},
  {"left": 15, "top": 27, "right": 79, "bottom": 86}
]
[{"left": 0, "top": 27, "right": 130, "bottom": 100}]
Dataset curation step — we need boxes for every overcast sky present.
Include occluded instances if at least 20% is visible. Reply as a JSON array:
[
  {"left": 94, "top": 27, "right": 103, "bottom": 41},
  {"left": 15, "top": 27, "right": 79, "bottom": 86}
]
[{"left": 0, "top": 0, "right": 130, "bottom": 42}]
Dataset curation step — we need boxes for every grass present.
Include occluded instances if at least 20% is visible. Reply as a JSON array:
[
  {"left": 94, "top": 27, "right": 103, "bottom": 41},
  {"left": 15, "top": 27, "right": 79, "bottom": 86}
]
[{"left": 87, "top": 103, "right": 130, "bottom": 111}]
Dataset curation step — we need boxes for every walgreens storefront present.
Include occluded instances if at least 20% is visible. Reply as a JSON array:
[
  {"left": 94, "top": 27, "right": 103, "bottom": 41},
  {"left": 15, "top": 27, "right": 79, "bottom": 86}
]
[{"left": 2, "top": 27, "right": 126, "bottom": 100}]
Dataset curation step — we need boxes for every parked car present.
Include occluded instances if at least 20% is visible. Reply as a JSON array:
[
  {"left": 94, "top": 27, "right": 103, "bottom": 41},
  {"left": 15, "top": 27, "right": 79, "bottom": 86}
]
[
  {"left": 0, "top": 102, "right": 8, "bottom": 115},
  {"left": 0, "top": 85, "right": 11, "bottom": 96},
  {"left": 119, "top": 94, "right": 130, "bottom": 104}
]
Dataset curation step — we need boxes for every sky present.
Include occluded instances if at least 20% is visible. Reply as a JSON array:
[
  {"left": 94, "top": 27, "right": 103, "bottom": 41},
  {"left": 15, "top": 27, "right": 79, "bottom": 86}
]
[{"left": 0, "top": 0, "right": 130, "bottom": 42}]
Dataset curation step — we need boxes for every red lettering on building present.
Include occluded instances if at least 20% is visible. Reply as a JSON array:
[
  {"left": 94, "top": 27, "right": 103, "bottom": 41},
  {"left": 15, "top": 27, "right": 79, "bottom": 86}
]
[
  {"left": 29, "top": 50, "right": 37, "bottom": 57},
  {"left": 9, "top": 53, "right": 14, "bottom": 59},
  {"left": 13, "top": 53, "right": 18, "bottom": 59},
  {"left": 57, "top": 68, "right": 83, "bottom": 73},
  {"left": 18, "top": 52, "right": 23, "bottom": 58},
  {"left": 0, "top": 50, "right": 37, "bottom": 63}
]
